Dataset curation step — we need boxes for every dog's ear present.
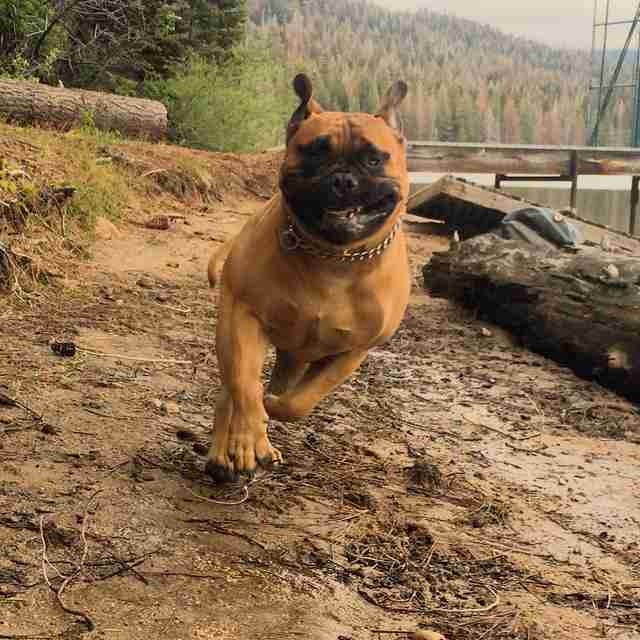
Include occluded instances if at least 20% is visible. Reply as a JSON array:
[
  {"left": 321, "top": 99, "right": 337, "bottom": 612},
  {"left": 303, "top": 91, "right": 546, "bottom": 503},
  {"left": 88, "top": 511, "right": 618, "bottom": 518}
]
[
  {"left": 286, "top": 74, "right": 324, "bottom": 143},
  {"left": 376, "top": 80, "right": 408, "bottom": 133}
]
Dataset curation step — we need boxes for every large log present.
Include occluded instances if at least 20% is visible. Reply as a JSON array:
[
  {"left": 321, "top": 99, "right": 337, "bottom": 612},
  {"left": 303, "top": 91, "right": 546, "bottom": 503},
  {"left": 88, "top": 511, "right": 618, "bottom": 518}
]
[
  {"left": 423, "top": 235, "right": 640, "bottom": 402},
  {"left": 0, "top": 80, "right": 167, "bottom": 140}
]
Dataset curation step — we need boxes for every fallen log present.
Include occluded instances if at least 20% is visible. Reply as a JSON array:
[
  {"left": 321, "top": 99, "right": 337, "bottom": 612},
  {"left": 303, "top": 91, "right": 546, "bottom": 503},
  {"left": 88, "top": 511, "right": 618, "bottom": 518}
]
[
  {"left": 423, "top": 235, "right": 640, "bottom": 402},
  {"left": 0, "top": 80, "right": 167, "bottom": 140}
]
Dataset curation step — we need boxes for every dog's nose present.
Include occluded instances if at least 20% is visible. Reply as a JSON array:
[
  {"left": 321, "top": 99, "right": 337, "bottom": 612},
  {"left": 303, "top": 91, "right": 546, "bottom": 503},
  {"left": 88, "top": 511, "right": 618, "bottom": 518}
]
[{"left": 330, "top": 172, "right": 359, "bottom": 197}]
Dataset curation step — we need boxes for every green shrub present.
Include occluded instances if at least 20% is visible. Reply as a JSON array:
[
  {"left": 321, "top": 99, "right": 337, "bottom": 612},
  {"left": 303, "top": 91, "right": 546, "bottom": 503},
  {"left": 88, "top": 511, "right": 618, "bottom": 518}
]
[{"left": 148, "top": 40, "right": 296, "bottom": 152}]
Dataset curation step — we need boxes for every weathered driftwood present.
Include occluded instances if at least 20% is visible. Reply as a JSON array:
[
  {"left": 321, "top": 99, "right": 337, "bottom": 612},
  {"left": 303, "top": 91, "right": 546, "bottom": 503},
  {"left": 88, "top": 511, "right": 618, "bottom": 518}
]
[
  {"left": 423, "top": 235, "right": 640, "bottom": 402},
  {"left": 0, "top": 80, "right": 167, "bottom": 140}
]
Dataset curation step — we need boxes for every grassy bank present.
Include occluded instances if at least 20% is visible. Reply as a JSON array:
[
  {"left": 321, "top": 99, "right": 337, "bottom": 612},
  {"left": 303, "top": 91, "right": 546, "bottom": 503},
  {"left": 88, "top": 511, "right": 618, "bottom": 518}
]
[{"left": 0, "top": 121, "right": 281, "bottom": 296}]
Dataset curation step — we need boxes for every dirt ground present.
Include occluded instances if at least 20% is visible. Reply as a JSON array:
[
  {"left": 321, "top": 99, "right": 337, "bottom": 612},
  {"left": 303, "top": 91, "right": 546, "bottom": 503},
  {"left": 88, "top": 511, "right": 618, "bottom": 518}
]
[{"left": 1, "top": 147, "right": 640, "bottom": 640}]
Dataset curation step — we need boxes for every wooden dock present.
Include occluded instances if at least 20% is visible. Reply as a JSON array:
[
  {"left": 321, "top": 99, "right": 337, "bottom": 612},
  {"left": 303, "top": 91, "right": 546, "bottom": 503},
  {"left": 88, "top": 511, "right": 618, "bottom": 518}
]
[
  {"left": 406, "top": 141, "right": 640, "bottom": 237},
  {"left": 408, "top": 175, "right": 640, "bottom": 255}
]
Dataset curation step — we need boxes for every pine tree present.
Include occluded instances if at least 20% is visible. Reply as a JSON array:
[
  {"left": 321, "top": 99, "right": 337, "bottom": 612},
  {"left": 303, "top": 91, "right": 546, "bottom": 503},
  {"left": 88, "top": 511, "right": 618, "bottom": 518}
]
[
  {"left": 503, "top": 97, "right": 521, "bottom": 143},
  {"left": 435, "top": 85, "right": 455, "bottom": 141}
]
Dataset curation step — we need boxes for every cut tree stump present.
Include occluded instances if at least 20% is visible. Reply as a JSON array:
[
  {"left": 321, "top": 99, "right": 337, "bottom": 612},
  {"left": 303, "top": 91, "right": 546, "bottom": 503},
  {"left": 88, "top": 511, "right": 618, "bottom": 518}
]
[
  {"left": 0, "top": 80, "right": 167, "bottom": 140},
  {"left": 423, "top": 234, "right": 640, "bottom": 402}
]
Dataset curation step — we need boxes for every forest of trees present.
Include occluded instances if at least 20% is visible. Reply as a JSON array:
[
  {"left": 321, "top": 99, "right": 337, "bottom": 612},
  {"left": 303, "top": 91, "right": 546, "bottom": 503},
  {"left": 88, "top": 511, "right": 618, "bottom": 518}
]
[
  {"left": 249, "top": 0, "right": 637, "bottom": 147},
  {"left": 0, "top": 0, "right": 636, "bottom": 149},
  {"left": 0, "top": 0, "right": 247, "bottom": 93}
]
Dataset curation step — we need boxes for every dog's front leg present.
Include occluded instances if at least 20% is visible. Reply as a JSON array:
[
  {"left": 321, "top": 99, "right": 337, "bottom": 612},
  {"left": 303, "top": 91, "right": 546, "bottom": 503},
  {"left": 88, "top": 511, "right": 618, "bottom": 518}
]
[
  {"left": 264, "top": 349, "right": 368, "bottom": 421},
  {"left": 206, "top": 297, "right": 282, "bottom": 480}
]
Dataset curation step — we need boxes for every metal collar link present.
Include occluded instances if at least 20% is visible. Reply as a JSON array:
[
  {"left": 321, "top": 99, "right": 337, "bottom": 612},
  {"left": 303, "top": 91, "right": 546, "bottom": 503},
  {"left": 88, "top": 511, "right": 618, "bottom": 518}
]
[{"left": 279, "top": 219, "right": 402, "bottom": 263}]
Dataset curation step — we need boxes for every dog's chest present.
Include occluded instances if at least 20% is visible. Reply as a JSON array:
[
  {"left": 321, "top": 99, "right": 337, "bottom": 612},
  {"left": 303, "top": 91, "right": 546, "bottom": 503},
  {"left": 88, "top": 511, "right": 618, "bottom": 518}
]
[{"left": 261, "top": 293, "right": 386, "bottom": 356}]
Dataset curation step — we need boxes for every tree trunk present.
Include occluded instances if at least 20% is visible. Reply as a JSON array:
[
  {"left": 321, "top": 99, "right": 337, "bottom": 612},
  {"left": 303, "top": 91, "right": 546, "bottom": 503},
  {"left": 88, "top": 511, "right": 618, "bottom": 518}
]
[
  {"left": 0, "top": 80, "right": 167, "bottom": 140},
  {"left": 423, "top": 235, "right": 640, "bottom": 402}
]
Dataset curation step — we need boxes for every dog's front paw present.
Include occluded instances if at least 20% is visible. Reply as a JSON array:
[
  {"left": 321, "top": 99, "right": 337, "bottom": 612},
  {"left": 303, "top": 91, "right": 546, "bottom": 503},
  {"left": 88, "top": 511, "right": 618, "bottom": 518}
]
[
  {"left": 206, "top": 431, "right": 283, "bottom": 481},
  {"left": 204, "top": 449, "right": 237, "bottom": 483},
  {"left": 228, "top": 431, "right": 283, "bottom": 474}
]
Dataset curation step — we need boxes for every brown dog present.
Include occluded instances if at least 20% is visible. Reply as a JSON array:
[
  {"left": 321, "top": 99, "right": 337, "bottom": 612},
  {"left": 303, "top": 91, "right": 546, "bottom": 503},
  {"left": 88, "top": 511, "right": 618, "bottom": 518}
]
[{"left": 205, "top": 74, "right": 411, "bottom": 480}]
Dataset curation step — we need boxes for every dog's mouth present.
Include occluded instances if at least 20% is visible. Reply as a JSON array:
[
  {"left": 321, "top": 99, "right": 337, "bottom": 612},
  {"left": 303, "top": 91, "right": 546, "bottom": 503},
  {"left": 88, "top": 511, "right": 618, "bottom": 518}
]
[
  {"left": 325, "top": 191, "right": 399, "bottom": 220},
  {"left": 281, "top": 173, "right": 402, "bottom": 245}
]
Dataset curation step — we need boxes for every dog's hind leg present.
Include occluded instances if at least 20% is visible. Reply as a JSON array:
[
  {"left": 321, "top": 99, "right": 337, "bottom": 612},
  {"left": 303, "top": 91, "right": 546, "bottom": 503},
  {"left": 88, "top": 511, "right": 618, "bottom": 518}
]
[
  {"left": 267, "top": 349, "right": 308, "bottom": 396},
  {"left": 264, "top": 349, "right": 368, "bottom": 421}
]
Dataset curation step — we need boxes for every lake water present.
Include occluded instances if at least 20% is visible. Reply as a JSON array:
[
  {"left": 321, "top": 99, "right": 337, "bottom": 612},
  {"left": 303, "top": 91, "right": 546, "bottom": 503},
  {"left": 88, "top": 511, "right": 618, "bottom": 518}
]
[{"left": 410, "top": 173, "right": 635, "bottom": 235}]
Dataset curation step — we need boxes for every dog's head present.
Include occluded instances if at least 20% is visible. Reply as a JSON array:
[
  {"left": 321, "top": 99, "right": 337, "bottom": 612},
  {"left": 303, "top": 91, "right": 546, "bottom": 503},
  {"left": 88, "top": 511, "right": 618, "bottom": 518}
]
[{"left": 280, "top": 74, "right": 409, "bottom": 247}]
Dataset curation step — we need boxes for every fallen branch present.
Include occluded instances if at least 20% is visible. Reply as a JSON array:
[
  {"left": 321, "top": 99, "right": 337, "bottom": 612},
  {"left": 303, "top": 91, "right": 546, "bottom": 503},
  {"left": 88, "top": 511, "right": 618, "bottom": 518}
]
[
  {"left": 358, "top": 585, "right": 500, "bottom": 615},
  {"left": 462, "top": 415, "right": 541, "bottom": 443},
  {"left": 39, "top": 491, "right": 101, "bottom": 631},
  {"left": 77, "top": 347, "right": 192, "bottom": 365},
  {"left": 183, "top": 483, "right": 250, "bottom": 506},
  {"left": 0, "top": 388, "right": 44, "bottom": 422},
  {"left": 186, "top": 519, "right": 267, "bottom": 550}
]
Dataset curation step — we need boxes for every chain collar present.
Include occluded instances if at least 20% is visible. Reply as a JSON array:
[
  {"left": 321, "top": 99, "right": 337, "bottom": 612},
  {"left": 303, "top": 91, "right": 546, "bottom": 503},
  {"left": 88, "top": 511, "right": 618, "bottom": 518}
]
[{"left": 279, "top": 218, "right": 402, "bottom": 262}]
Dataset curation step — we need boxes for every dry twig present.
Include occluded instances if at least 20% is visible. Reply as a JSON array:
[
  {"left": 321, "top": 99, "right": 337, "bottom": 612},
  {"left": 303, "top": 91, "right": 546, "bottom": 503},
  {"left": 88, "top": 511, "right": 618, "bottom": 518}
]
[
  {"left": 183, "top": 483, "right": 250, "bottom": 506},
  {"left": 77, "top": 347, "right": 191, "bottom": 365},
  {"left": 39, "top": 491, "right": 101, "bottom": 631}
]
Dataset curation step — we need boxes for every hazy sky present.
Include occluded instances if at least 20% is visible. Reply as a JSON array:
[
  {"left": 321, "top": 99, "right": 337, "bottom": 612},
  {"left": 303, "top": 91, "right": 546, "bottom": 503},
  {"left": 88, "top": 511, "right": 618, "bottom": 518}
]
[{"left": 375, "top": 1, "right": 639, "bottom": 50}]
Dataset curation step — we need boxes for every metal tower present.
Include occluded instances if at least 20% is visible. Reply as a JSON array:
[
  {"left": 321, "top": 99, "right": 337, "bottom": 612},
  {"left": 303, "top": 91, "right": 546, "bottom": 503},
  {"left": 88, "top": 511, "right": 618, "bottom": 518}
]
[{"left": 589, "top": 1, "right": 640, "bottom": 147}]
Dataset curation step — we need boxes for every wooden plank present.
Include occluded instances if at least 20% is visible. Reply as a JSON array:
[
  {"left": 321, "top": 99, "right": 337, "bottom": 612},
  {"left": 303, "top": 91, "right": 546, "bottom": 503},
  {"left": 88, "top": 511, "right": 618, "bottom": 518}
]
[
  {"left": 407, "top": 142, "right": 640, "bottom": 176},
  {"left": 408, "top": 176, "right": 536, "bottom": 220},
  {"left": 577, "top": 150, "right": 640, "bottom": 175},
  {"left": 408, "top": 147, "right": 570, "bottom": 175}
]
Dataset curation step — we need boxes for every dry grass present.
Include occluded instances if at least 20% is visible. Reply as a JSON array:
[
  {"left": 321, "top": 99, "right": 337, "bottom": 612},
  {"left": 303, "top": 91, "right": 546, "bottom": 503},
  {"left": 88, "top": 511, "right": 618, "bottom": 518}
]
[{"left": 0, "top": 120, "right": 280, "bottom": 296}]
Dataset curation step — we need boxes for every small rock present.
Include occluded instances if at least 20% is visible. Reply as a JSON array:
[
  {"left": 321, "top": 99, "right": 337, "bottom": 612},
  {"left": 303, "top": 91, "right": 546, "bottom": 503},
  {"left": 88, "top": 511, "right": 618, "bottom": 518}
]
[
  {"left": 607, "top": 347, "right": 631, "bottom": 371},
  {"left": 100, "top": 286, "right": 115, "bottom": 300},
  {"left": 94, "top": 216, "right": 121, "bottom": 240},
  {"left": 602, "top": 264, "right": 619, "bottom": 279},
  {"left": 161, "top": 401, "right": 180, "bottom": 416},
  {"left": 167, "top": 262, "right": 180, "bottom": 269},
  {"left": 413, "top": 631, "right": 447, "bottom": 640},
  {"left": 192, "top": 443, "right": 208, "bottom": 456},
  {"left": 356, "top": 565, "right": 383, "bottom": 580},
  {"left": 145, "top": 215, "right": 171, "bottom": 230},
  {"left": 407, "top": 458, "right": 443, "bottom": 491},
  {"left": 151, "top": 398, "right": 163, "bottom": 410},
  {"left": 136, "top": 276, "right": 154, "bottom": 289},
  {"left": 480, "top": 327, "right": 493, "bottom": 338}
]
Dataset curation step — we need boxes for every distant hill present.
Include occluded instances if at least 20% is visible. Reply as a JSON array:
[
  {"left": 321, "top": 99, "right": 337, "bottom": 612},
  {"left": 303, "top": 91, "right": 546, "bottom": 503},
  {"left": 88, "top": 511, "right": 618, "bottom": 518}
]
[{"left": 249, "top": 0, "right": 635, "bottom": 146}]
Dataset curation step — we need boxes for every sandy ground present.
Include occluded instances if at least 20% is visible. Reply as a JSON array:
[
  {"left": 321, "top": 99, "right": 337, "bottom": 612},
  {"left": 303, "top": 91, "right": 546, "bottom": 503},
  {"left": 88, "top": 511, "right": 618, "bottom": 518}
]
[{"left": 1, "top": 188, "right": 639, "bottom": 640}]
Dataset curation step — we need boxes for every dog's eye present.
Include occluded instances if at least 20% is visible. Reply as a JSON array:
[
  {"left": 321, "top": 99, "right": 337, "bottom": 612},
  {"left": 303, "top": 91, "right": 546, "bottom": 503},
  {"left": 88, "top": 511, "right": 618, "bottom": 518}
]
[
  {"left": 299, "top": 136, "right": 331, "bottom": 158},
  {"left": 365, "top": 154, "right": 383, "bottom": 168}
]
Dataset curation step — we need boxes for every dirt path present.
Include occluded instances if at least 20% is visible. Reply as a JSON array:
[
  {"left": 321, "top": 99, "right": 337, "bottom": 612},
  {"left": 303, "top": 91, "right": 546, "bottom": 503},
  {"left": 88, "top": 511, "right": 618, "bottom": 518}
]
[{"left": 1, "top": 195, "right": 639, "bottom": 640}]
